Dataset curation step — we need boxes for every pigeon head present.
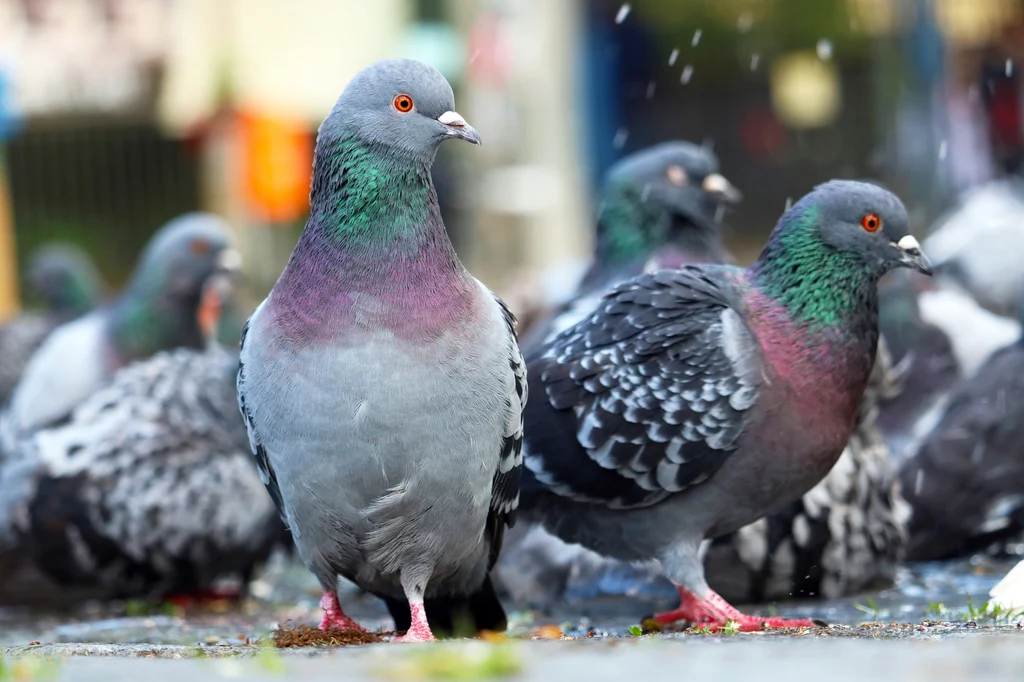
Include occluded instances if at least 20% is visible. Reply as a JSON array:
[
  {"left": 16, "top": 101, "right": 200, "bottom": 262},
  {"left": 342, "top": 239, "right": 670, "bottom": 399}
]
[
  {"left": 322, "top": 58, "right": 480, "bottom": 164},
  {"left": 788, "top": 180, "right": 931, "bottom": 277},
  {"left": 24, "top": 243, "right": 103, "bottom": 316},
  {"left": 596, "top": 142, "right": 738, "bottom": 270},
  {"left": 125, "top": 212, "right": 240, "bottom": 303},
  {"left": 750, "top": 181, "right": 931, "bottom": 331},
  {"left": 605, "top": 141, "right": 741, "bottom": 222}
]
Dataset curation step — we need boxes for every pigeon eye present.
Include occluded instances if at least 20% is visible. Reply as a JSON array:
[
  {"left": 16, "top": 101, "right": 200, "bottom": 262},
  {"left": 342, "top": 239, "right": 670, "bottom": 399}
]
[
  {"left": 189, "top": 238, "right": 210, "bottom": 256},
  {"left": 666, "top": 165, "right": 688, "bottom": 186},
  {"left": 393, "top": 94, "right": 414, "bottom": 113},
  {"left": 861, "top": 213, "right": 881, "bottom": 232}
]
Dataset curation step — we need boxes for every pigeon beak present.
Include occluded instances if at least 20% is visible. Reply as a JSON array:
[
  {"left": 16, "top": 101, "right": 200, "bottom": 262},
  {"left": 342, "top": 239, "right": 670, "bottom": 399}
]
[
  {"left": 437, "top": 111, "right": 482, "bottom": 146},
  {"left": 895, "top": 235, "right": 932, "bottom": 276},
  {"left": 216, "top": 248, "right": 243, "bottom": 275},
  {"left": 702, "top": 173, "right": 742, "bottom": 205}
]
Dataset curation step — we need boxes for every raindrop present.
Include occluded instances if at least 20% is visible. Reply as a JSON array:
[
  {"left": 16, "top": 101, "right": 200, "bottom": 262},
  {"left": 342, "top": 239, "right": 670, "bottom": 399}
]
[
  {"left": 914, "top": 470, "right": 924, "bottom": 495},
  {"left": 680, "top": 65, "right": 694, "bottom": 84},
  {"left": 668, "top": 48, "right": 679, "bottom": 66},
  {"left": 646, "top": 81, "right": 656, "bottom": 99},
  {"left": 613, "top": 127, "right": 629, "bottom": 149},
  {"left": 615, "top": 3, "right": 631, "bottom": 24},
  {"left": 641, "top": 183, "right": 652, "bottom": 202},
  {"left": 785, "top": 197, "right": 793, "bottom": 211},
  {"left": 938, "top": 140, "right": 947, "bottom": 160},
  {"left": 751, "top": 53, "right": 760, "bottom": 71},
  {"left": 715, "top": 205, "right": 726, "bottom": 223},
  {"left": 1007, "top": 59, "right": 1014, "bottom": 77},
  {"left": 737, "top": 12, "right": 753, "bottom": 32},
  {"left": 816, "top": 39, "right": 833, "bottom": 61},
  {"left": 692, "top": 29, "right": 702, "bottom": 47}
]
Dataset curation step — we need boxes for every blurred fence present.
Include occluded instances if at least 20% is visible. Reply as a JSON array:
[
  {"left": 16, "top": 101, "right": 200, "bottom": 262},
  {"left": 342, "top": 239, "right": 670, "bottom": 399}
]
[{"left": 6, "top": 121, "right": 201, "bottom": 287}]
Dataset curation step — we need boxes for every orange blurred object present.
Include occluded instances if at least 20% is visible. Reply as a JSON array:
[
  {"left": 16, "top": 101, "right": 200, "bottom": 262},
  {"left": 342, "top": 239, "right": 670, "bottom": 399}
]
[{"left": 237, "top": 111, "right": 313, "bottom": 224}]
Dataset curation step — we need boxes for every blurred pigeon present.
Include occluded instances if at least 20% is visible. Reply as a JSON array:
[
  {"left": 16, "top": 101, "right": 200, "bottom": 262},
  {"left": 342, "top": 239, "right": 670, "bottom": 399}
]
[
  {"left": 0, "top": 244, "right": 104, "bottom": 405},
  {"left": 520, "top": 141, "right": 739, "bottom": 351},
  {"left": 237, "top": 60, "right": 526, "bottom": 642},
  {"left": 519, "top": 180, "right": 930, "bottom": 631},
  {"left": 923, "top": 177, "right": 1024, "bottom": 317},
  {"left": 917, "top": 284, "right": 1019, "bottom": 378},
  {"left": 3, "top": 214, "right": 238, "bottom": 440},
  {"left": 876, "top": 270, "right": 962, "bottom": 462},
  {"left": 899, "top": 288, "right": 1024, "bottom": 561},
  {"left": 0, "top": 271, "right": 286, "bottom": 601},
  {"left": 990, "top": 559, "right": 1024, "bottom": 612}
]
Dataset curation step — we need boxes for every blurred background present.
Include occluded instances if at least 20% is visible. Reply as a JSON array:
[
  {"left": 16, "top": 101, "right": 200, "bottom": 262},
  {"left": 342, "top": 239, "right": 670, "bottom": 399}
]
[{"left": 0, "top": 0, "right": 1022, "bottom": 315}]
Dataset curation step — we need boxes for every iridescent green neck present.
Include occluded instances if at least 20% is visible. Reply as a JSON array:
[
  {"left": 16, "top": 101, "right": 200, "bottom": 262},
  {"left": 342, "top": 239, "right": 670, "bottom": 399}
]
[
  {"left": 596, "top": 183, "right": 667, "bottom": 265},
  {"left": 750, "top": 206, "right": 878, "bottom": 330},
  {"left": 309, "top": 136, "right": 434, "bottom": 250}
]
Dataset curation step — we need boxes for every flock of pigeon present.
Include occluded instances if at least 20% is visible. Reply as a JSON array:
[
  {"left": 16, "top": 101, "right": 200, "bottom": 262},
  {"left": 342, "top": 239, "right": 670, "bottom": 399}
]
[{"left": 0, "top": 58, "right": 1021, "bottom": 640}]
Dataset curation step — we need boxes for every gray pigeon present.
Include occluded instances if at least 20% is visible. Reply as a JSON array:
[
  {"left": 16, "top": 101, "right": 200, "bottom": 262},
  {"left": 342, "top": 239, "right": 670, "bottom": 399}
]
[
  {"left": 0, "top": 271, "right": 286, "bottom": 602},
  {"left": 520, "top": 141, "right": 739, "bottom": 353},
  {"left": 519, "top": 180, "right": 930, "bottom": 631},
  {"left": 237, "top": 59, "right": 526, "bottom": 642},
  {"left": 3, "top": 213, "right": 238, "bottom": 440},
  {"left": 899, "top": 282, "right": 1024, "bottom": 561},
  {"left": 0, "top": 244, "right": 104, "bottom": 405}
]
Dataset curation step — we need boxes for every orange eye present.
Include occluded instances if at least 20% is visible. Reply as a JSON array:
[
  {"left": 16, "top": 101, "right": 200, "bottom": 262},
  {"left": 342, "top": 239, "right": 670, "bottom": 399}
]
[
  {"left": 189, "top": 238, "right": 210, "bottom": 255},
  {"left": 861, "top": 213, "right": 881, "bottom": 232},
  {"left": 393, "top": 94, "right": 414, "bottom": 113}
]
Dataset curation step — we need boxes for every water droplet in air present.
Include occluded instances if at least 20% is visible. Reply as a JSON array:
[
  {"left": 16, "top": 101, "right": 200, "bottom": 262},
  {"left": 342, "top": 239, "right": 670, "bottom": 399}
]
[
  {"left": 1007, "top": 59, "right": 1014, "bottom": 77},
  {"left": 751, "top": 54, "right": 760, "bottom": 71},
  {"left": 646, "top": 81, "right": 656, "bottom": 99},
  {"left": 680, "top": 65, "right": 693, "bottom": 84},
  {"left": 914, "top": 470, "right": 924, "bottom": 495},
  {"left": 613, "top": 128, "right": 629, "bottom": 149},
  {"left": 785, "top": 197, "right": 793, "bottom": 211},
  {"left": 669, "top": 48, "right": 679, "bottom": 66},
  {"left": 615, "top": 4, "right": 631, "bottom": 24},
  {"left": 737, "top": 12, "right": 753, "bottom": 32},
  {"left": 692, "top": 29, "right": 702, "bottom": 47},
  {"left": 938, "top": 140, "right": 947, "bottom": 160},
  {"left": 816, "top": 39, "right": 833, "bottom": 61},
  {"left": 641, "top": 183, "right": 652, "bottom": 202}
]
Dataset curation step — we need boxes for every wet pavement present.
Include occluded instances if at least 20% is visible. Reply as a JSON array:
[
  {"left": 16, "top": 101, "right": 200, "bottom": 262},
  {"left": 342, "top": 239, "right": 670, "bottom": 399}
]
[{"left": 2, "top": 554, "right": 1023, "bottom": 681}]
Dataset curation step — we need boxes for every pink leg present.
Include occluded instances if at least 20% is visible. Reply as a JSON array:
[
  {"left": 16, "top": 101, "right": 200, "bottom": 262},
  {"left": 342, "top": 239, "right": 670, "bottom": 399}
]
[
  {"left": 318, "top": 591, "right": 366, "bottom": 632},
  {"left": 653, "top": 585, "right": 823, "bottom": 632},
  {"left": 393, "top": 599, "right": 435, "bottom": 643}
]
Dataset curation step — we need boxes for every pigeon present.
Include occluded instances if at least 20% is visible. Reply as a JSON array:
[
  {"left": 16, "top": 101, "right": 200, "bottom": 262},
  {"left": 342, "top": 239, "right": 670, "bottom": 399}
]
[
  {"left": 519, "top": 180, "right": 931, "bottom": 631},
  {"left": 0, "top": 269, "right": 286, "bottom": 602},
  {"left": 899, "top": 288, "right": 1024, "bottom": 561},
  {"left": 0, "top": 244, "right": 104, "bottom": 405},
  {"left": 3, "top": 213, "right": 238, "bottom": 440},
  {"left": 923, "top": 177, "right": 1024, "bottom": 317},
  {"left": 520, "top": 141, "right": 739, "bottom": 351},
  {"left": 237, "top": 59, "right": 526, "bottom": 643}
]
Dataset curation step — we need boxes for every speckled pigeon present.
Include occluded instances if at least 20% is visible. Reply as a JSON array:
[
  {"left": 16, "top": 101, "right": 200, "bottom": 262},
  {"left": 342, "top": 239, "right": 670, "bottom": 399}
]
[
  {"left": 519, "top": 180, "right": 930, "bottom": 631},
  {"left": 237, "top": 59, "right": 526, "bottom": 643},
  {"left": 2, "top": 213, "right": 238, "bottom": 440},
  {"left": 521, "top": 141, "right": 739, "bottom": 352},
  {"left": 899, "top": 285, "right": 1024, "bottom": 561},
  {"left": 0, "top": 244, "right": 104, "bottom": 405},
  {"left": 0, "top": 270, "right": 287, "bottom": 602}
]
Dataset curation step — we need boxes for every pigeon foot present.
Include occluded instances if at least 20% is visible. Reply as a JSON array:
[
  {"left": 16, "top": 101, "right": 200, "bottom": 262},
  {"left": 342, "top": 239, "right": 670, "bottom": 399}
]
[
  {"left": 653, "top": 585, "right": 824, "bottom": 632},
  {"left": 318, "top": 591, "right": 366, "bottom": 632},
  {"left": 393, "top": 599, "right": 435, "bottom": 643}
]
